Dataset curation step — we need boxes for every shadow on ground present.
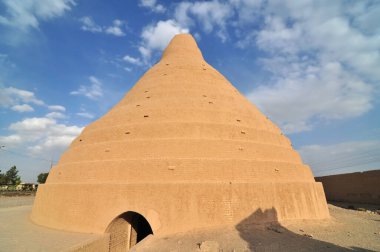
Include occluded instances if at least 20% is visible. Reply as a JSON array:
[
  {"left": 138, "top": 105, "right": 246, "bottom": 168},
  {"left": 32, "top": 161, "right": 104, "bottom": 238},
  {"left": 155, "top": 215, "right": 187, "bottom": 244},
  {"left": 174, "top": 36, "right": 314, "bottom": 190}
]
[
  {"left": 236, "top": 207, "right": 375, "bottom": 252},
  {"left": 328, "top": 201, "right": 380, "bottom": 212}
]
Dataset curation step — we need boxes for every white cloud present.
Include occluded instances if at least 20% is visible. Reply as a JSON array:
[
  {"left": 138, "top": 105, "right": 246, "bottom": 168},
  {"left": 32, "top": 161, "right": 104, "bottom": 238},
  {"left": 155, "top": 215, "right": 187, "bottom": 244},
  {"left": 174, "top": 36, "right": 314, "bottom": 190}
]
[
  {"left": 123, "top": 55, "right": 142, "bottom": 66},
  {"left": 76, "top": 112, "right": 95, "bottom": 119},
  {"left": 138, "top": 46, "right": 151, "bottom": 61},
  {"left": 79, "top": 17, "right": 126, "bottom": 36},
  {"left": 139, "top": 0, "right": 166, "bottom": 13},
  {"left": 79, "top": 16, "right": 102, "bottom": 33},
  {"left": 11, "top": 104, "right": 34, "bottom": 112},
  {"left": 9, "top": 117, "right": 56, "bottom": 132},
  {"left": 228, "top": 0, "right": 262, "bottom": 24},
  {"left": 174, "top": 1, "right": 233, "bottom": 41},
  {"left": 139, "top": 19, "right": 189, "bottom": 63},
  {"left": 46, "top": 111, "right": 66, "bottom": 119},
  {"left": 0, "top": 86, "right": 44, "bottom": 109},
  {"left": 0, "top": 0, "right": 75, "bottom": 30},
  {"left": 70, "top": 76, "right": 103, "bottom": 100},
  {"left": 1, "top": 117, "right": 83, "bottom": 158},
  {"left": 352, "top": 3, "right": 380, "bottom": 35},
  {"left": 0, "top": 135, "right": 22, "bottom": 145},
  {"left": 105, "top": 19, "right": 126, "bottom": 37},
  {"left": 298, "top": 140, "right": 380, "bottom": 176},
  {"left": 248, "top": 60, "right": 373, "bottom": 133},
  {"left": 141, "top": 20, "right": 189, "bottom": 51},
  {"left": 48, "top": 105, "right": 66, "bottom": 111},
  {"left": 236, "top": 1, "right": 380, "bottom": 133},
  {"left": 0, "top": 116, "right": 83, "bottom": 182}
]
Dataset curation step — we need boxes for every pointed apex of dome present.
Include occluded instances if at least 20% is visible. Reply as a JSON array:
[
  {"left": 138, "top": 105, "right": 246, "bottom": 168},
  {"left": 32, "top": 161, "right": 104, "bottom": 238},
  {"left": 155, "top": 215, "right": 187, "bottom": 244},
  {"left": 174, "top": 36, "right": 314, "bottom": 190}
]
[{"left": 161, "top": 33, "right": 204, "bottom": 62}]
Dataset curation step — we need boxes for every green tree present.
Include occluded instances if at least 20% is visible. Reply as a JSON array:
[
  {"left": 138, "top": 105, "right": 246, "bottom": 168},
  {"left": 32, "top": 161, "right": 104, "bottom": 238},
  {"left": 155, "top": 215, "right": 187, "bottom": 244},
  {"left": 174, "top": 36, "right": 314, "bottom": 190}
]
[
  {"left": 0, "top": 170, "right": 6, "bottom": 185},
  {"left": 5, "top": 166, "right": 21, "bottom": 185},
  {"left": 37, "top": 172, "right": 49, "bottom": 184}
]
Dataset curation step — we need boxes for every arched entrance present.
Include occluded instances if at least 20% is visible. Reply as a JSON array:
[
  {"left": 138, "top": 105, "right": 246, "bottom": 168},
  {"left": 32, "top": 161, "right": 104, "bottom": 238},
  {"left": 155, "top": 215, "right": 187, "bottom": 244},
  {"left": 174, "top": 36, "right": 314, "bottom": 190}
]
[{"left": 106, "top": 211, "right": 153, "bottom": 251}]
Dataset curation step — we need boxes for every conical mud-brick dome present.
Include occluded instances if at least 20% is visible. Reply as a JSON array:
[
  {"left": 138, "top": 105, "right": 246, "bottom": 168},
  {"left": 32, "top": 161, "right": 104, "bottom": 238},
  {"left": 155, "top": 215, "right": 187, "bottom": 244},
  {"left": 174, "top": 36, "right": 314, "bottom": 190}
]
[{"left": 32, "top": 34, "right": 329, "bottom": 249}]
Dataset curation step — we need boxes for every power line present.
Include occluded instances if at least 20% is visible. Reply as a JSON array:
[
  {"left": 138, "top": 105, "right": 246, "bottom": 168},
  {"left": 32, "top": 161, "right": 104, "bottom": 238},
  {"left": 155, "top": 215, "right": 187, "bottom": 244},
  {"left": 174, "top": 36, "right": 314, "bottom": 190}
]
[
  {"left": 311, "top": 154, "right": 380, "bottom": 171},
  {"left": 314, "top": 158, "right": 380, "bottom": 176},
  {"left": 309, "top": 148, "right": 380, "bottom": 167}
]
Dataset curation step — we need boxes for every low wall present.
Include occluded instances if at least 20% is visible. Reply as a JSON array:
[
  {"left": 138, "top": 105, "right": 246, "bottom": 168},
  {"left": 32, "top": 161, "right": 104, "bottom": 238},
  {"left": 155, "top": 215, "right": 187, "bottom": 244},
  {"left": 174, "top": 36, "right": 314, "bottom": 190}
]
[{"left": 316, "top": 170, "right": 380, "bottom": 205}]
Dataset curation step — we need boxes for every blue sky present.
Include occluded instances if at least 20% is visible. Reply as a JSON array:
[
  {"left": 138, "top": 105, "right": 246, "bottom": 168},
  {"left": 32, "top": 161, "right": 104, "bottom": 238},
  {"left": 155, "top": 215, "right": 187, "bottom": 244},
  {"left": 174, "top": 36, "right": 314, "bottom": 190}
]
[{"left": 0, "top": 0, "right": 379, "bottom": 182}]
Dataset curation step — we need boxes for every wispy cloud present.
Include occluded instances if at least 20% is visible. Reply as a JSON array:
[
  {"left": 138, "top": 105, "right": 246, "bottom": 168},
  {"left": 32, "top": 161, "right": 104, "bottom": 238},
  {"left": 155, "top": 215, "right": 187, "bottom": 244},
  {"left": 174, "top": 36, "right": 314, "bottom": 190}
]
[
  {"left": 79, "top": 16, "right": 102, "bottom": 33},
  {"left": 1, "top": 116, "right": 82, "bottom": 157},
  {"left": 48, "top": 105, "right": 66, "bottom": 112},
  {"left": 123, "top": 55, "right": 142, "bottom": 66},
  {"left": 70, "top": 76, "right": 104, "bottom": 100},
  {"left": 174, "top": 1, "right": 233, "bottom": 41},
  {"left": 0, "top": 86, "right": 44, "bottom": 109},
  {"left": 299, "top": 140, "right": 380, "bottom": 176},
  {"left": 244, "top": 1, "right": 379, "bottom": 133},
  {"left": 79, "top": 16, "right": 126, "bottom": 37},
  {"left": 139, "top": 0, "right": 166, "bottom": 13},
  {"left": 11, "top": 104, "right": 34, "bottom": 113},
  {"left": 137, "top": 19, "right": 189, "bottom": 64},
  {"left": 76, "top": 112, "right": 95, "bottom": 119},
  {"left": 105, "top": 19, "right": 126, "bottom": 36},
  {"left": 0, "top": 0, "right": 75, "bottom": 30},
  {"left": 46, "top": 112, "right": 67, "bottom": 119}
]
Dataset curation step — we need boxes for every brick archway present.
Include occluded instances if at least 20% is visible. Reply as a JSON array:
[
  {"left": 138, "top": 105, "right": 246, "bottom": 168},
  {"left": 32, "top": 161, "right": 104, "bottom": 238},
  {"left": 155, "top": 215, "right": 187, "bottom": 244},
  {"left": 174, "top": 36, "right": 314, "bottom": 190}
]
[{"left": 106, "top": 211, "right": 153, "bottom": 251}]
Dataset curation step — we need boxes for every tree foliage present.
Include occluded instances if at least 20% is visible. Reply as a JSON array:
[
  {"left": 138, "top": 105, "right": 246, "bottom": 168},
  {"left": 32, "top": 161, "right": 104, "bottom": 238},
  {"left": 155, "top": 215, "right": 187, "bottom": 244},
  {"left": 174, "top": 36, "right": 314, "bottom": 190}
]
[
  {"left": 37, "top": 172, "right": 49, "bottom": 184},
  {"left": 0, "top": 166, "right": 21, "bottom": 185},
  {"left": 0, "top": 170, "right": 5, "bottom": 184}
]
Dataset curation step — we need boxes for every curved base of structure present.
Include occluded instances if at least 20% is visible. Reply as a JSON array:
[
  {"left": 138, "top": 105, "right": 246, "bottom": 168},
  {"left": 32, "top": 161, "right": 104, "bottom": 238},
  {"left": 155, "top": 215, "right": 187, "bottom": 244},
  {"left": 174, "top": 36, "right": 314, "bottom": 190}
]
[{"left": 31, "top": 182, "right": 329, "bottom": 235}]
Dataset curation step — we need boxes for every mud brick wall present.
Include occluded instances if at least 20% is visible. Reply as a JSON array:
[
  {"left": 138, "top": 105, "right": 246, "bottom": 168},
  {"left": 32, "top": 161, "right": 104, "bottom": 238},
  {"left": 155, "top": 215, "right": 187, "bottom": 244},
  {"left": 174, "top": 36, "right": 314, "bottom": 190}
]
[{"left": 316, "top": 170, "right": 380, "bottom": 205}]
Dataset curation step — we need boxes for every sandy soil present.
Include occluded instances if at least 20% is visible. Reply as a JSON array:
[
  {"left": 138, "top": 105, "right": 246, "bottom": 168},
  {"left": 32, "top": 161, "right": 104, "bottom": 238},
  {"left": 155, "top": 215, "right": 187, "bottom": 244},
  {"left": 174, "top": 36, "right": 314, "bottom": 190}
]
[
  {"left": 1, "top": 196, "right": 378, "bottom": 251},
  {"left": 0, "top": 196, "right": 100, "bottom": 252},
  {"left": 0, "top": 195, "right": 35, "bottom": 208},
  {"left": 134, "top": 204, "right": 380, "bottom": 252}
]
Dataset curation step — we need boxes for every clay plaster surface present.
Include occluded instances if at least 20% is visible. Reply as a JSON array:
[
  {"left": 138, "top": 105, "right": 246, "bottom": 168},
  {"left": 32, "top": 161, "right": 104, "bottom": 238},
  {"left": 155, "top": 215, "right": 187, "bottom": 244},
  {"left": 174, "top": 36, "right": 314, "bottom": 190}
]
[{"left": 31, "top": 34, "right": 329, "bottom": 236}]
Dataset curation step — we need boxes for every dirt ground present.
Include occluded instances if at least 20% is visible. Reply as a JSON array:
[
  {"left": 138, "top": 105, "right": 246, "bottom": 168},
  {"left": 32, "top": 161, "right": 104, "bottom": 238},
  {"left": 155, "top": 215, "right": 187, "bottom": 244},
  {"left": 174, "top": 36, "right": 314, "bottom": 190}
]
[
  {"left": 1, "top": 196, "right": 379, "bottom": 251},
  {"left": 0, "top": 196, "right": 100, "bottom": 252},
  {"left": 134, "top": 203, "right": 380, "bottom": 252}
]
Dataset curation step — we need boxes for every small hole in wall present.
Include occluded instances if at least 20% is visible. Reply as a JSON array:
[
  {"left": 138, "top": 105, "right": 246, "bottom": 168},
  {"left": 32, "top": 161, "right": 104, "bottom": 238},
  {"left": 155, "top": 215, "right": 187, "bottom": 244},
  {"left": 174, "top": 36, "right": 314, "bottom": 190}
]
[
  {"left": 105, "top": 149, "right": 110, "bottom": 152},
  {"left": 238, "top": 147, "right": 244, "bottom": 151},
  {"left": 208, "top": 101, "right": 213, "bottom": 104},
  {"left": 241, "top": 131, "right": 246, "bottom": 134},
  {"left": 203, "top": 95, "right": 207, "bottom": 97},
  {"left": 236, "top": 119, "right": 241, "bottom": 122},
  {"left": 144, "top": 90, "right": 149, "bottom": 93},
  {"left": 79, "top": 139, "right": 82, "bottom": 142},
  {"left": 163, "top": 73, "right": 167, "bottom": 76},
  {"left": 125, "top": 132, "right": 130, "bottom": 135},
  {"left": 203, "top": 68, "right": 207, "bottom": 70},
  {"left": 144, "top": 115, "right": 149, "bottom": 118},
  {"left": 136, "top": 104, "right": 140, "bottom": 107},
  {"left": 166, "top": 63, "right": 169, "bottom": 66},
  {"left": 146, "top": 96, "right": 150, "bottom": 99}
]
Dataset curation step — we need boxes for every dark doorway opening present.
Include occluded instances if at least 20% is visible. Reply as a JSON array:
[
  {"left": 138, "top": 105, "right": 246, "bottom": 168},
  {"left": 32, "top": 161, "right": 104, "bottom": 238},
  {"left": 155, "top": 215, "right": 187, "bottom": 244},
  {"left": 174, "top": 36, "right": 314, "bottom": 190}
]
[{"left": 106, "top": 211, "right": 153, "bottom": 251}]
